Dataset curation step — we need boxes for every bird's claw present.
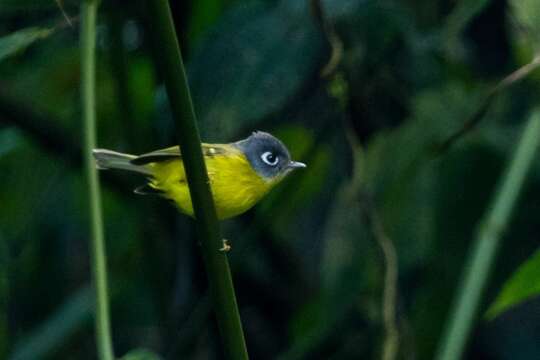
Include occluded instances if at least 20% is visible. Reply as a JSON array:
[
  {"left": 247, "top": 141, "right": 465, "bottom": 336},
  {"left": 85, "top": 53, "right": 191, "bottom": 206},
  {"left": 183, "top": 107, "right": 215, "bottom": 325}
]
[{"left": 219, "top": 239, "right": 231, "bottom": 252}]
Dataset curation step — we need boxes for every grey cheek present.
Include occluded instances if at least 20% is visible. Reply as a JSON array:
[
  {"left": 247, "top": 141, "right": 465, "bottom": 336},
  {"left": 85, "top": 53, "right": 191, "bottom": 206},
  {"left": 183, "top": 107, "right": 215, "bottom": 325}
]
[{"left": 251, "top": 161, "right": 273, "bottom": 179}]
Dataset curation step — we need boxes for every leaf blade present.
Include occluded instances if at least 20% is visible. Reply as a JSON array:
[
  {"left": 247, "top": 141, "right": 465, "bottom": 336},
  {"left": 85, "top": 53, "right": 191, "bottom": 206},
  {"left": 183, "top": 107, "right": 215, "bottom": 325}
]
[
  {"left": 486, "top": 248, "right": 540, "bottom": 320},
  {"left": 0, "top": 27, "right": 53, "bottom": 62}
]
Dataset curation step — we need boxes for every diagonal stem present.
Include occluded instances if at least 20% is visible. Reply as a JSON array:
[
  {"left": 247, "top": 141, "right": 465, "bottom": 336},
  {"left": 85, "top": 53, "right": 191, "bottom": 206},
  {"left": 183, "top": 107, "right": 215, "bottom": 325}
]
[
  {"left": 437, "top": 54, "right": 540, "bottom": 153},
  {"left": 435, "top": 109, "right": 540, "bottom": 360},
  {"left": 143, "top": 1, "right": 249, "bottom": 359}
]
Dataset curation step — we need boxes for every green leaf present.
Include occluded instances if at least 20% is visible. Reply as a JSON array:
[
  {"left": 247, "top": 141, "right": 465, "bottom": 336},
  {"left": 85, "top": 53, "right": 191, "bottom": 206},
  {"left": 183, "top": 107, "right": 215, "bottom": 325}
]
[
  {"left": 509, "top": 0, "right": 540, "bottom": 48},
  {"left": 0, "top": 27, "right": 53, "bottom": 62},
  {"left": 120, "top": 349, "right": 163, "bottom": 360},
  {"left": 486, "top": 248, "right": 540, "bottom": 320}
]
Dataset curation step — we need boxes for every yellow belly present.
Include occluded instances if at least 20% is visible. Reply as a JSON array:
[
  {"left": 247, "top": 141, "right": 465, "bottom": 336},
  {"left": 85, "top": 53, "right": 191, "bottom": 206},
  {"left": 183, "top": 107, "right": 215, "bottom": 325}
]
[{"left": 148, "top": 152, "right": 274, "bottom": 219}]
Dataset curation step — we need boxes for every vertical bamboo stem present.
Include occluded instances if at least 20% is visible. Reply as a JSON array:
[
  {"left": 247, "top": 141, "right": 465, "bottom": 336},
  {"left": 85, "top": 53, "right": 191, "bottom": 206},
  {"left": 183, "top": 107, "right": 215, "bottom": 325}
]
[{"left": 81, "top": 2, "right": 114, "bottom": 359}]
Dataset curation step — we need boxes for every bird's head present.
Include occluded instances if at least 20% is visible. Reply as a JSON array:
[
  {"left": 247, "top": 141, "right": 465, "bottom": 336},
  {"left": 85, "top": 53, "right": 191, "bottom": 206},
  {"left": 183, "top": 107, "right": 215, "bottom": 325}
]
[{"left": 235, "top": 131, "right": 306, "bottom": 181}]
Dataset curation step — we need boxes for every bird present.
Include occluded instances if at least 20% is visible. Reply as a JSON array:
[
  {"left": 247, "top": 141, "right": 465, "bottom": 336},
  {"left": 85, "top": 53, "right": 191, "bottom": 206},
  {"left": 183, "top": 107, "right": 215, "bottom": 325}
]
[{"left": 93, "top": 131, "right": 306, "bottom": 221}]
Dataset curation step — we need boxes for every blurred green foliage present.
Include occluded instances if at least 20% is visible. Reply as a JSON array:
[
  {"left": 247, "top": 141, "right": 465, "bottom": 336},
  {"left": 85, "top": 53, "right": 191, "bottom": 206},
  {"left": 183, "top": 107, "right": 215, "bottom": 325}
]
[{"left": 0, "top": 0, "right": 539, "bottom": 359}]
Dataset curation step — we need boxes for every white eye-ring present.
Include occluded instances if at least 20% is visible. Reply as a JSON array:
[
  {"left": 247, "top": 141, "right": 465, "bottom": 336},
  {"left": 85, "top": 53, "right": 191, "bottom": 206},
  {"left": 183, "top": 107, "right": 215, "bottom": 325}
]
[{"left": 261, "top": 151, "right": 279, "bottom": 166}]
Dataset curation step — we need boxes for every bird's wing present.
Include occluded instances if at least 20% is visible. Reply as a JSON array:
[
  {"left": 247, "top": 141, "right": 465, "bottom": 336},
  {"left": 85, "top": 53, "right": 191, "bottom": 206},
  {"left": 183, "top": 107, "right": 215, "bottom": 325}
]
[{"left": 130, "top": 143, "right": 233, "bottom": 165}]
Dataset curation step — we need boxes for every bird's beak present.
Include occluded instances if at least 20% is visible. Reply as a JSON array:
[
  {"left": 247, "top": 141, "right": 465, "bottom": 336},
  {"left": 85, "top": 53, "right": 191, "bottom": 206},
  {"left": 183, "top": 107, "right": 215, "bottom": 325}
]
[{"left": 288, "top": 161, "right": 307, "bottom": 169}]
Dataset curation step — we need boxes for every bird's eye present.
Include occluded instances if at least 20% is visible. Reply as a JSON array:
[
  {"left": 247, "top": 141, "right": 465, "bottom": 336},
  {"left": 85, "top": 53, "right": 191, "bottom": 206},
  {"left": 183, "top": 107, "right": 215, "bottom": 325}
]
[{"left": 261, "top": 151, "right": 279, "bottom": 166}]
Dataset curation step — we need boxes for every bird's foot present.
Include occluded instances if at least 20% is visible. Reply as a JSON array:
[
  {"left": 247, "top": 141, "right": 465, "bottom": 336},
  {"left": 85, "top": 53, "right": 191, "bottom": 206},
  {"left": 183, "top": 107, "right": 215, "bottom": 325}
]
[{"left": 219, "top": 239, "right": 231, "bottom": 252}]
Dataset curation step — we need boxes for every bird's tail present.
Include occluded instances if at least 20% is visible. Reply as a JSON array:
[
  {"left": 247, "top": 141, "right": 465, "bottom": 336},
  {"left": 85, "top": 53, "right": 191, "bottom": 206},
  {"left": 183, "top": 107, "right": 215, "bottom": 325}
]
[{"left": 92, "top": 149, "right": 152, "bottom": 176}]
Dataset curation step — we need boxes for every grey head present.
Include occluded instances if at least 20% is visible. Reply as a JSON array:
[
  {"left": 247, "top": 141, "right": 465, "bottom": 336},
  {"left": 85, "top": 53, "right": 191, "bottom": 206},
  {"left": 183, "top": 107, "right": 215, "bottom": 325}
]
[{"left": 234, "top": 131, "right": 306, "bottom": 180}]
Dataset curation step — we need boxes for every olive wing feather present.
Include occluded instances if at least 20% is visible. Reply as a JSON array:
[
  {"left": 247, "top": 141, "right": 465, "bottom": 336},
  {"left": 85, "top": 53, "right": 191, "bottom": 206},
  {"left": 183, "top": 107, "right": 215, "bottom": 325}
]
[{"left": 130, "top": 144, "right": 230, "bottom": 165}]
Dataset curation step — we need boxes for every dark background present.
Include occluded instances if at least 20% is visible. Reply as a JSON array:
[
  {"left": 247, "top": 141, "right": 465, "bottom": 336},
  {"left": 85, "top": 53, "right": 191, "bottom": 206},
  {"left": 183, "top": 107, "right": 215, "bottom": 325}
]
[{"left": 1, "top": 0, "right": 539, "bottom": 359}]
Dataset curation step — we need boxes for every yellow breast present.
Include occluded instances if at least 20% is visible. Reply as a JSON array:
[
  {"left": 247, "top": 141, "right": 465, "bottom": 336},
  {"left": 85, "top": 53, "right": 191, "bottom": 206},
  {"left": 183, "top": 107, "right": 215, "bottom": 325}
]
[{"left": 148, "top": 150, "right": 275, "bottom": 219}]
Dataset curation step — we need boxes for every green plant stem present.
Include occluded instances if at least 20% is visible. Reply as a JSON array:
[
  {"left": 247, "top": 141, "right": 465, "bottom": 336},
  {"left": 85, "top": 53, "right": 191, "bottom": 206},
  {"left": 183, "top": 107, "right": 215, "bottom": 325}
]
[
  {"left": 435, "top": 109, "right": 540, "bottom": 360},
  {"left": 437, "top": 54, "right": 540, "bottom": 153},
  {"left": 81, "top": 2, "right": 114, "bottom": 360},
  {"left": 144, "top": 1, "right": 249, "bottom": 359},
  {"left": 372, "top": 213, "right": 399, "bottom": 360}
]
